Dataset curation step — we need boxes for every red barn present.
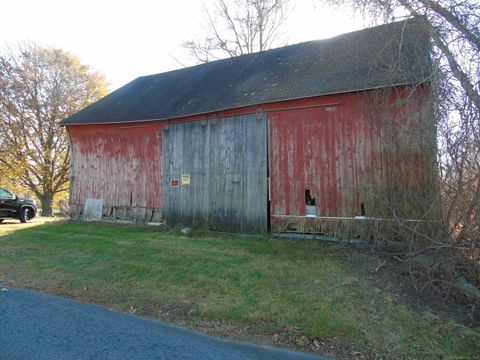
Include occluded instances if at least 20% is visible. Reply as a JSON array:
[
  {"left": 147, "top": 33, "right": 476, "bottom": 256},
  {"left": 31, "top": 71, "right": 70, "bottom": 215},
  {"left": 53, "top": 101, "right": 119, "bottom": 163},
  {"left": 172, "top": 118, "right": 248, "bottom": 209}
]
[{"left": 61, "top": 19, "right": 436, "bottom": 234}]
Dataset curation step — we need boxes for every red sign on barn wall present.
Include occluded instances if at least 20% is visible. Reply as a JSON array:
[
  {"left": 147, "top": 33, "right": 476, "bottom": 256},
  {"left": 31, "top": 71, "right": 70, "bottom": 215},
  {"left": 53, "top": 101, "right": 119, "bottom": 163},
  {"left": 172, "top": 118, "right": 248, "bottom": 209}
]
[{"left": 170, "top": 179, "right": 179, "bottom": 187}]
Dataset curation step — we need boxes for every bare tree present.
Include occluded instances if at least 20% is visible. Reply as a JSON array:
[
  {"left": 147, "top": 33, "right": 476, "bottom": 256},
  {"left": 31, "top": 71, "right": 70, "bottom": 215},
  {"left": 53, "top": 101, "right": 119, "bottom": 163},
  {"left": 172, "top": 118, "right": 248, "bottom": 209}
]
[
  {"left": 184, "top": 0, "right": 291, "bottom": 63},
  {"left": 318, "top": 0, "right": 480, "bottom": 303},
  {"left": 0, "top": 43, "right": 108, "bottom": 216},
  {"left": 317, "top": 1, "right": 479, "bottom": 109}
]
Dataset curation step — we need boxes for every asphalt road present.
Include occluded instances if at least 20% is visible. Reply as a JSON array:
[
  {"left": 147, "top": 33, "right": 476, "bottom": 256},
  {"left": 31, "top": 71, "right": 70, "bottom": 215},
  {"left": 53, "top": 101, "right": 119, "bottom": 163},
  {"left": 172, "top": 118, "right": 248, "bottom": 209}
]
[{"left": 0, "top": 286, "right": 326, "bottom": 360}]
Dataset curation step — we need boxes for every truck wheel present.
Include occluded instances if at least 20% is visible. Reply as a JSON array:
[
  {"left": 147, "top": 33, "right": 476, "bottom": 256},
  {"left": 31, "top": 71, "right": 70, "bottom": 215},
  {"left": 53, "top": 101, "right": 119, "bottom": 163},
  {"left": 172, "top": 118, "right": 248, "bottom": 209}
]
[{"left": 20, "top": 208, "right": 33, "bottom": 223}]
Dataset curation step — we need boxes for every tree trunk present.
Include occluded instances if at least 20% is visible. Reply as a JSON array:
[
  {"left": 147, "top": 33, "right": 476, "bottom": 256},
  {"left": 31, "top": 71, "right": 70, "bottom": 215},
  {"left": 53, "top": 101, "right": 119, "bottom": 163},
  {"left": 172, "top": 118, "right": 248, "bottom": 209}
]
[{"left": 40, "top": 194, "right": 54, "bottom": 217}]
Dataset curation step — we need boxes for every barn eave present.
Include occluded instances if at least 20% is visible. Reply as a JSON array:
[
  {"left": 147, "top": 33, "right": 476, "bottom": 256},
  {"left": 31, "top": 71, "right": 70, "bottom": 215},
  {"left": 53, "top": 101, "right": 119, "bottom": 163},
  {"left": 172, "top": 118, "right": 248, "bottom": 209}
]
[{"left": 61, "top": 78, "right": 430, "bottom": 127}]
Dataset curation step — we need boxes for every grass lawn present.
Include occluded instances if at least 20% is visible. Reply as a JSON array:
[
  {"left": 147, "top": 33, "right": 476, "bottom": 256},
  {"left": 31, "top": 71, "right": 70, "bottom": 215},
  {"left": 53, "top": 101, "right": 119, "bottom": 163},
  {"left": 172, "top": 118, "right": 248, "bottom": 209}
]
[{"left": 0, "top": 219, "right": 478, "bottom": 359}]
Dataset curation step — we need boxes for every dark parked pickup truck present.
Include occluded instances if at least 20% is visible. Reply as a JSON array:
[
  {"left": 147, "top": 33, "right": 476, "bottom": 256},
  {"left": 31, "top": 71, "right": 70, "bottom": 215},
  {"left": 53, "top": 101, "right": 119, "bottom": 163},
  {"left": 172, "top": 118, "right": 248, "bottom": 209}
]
[{"left": 0, "top": 188, "right": 37, "bottom": 223}]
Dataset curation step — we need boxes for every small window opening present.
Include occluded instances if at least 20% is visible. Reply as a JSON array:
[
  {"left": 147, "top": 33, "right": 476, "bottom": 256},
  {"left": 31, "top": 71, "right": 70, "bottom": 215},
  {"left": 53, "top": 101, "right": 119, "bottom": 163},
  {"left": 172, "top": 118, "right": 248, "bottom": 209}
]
[
  {"left": 305, "top": 188, "right": 316, "bottom": 206},
  {"left": 360, "top": 203, "right": 366, "bottom": 216}
]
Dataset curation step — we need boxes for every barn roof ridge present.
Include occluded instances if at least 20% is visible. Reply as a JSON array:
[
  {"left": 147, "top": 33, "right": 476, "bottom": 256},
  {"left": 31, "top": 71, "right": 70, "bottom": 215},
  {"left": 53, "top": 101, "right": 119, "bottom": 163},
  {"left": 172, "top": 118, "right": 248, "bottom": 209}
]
[
  {"left": 61, "top": 18, "right": 431, "bottom": 126},
  {"left": 133, "top": 26, "right": 385, "bottom": 82}
]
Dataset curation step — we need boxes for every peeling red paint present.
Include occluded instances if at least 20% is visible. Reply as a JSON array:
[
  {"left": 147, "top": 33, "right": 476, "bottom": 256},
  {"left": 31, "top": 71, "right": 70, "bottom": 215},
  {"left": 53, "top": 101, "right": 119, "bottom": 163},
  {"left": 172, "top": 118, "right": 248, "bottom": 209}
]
[
  {"left": 268, "top": 88, "right": 434, "bottom": 225},
  {"left": 66, "top": 86, "right": 434, "bottom": 230},
  {"left": 68, "top": 123, "right": 163, "bottom": 216}
]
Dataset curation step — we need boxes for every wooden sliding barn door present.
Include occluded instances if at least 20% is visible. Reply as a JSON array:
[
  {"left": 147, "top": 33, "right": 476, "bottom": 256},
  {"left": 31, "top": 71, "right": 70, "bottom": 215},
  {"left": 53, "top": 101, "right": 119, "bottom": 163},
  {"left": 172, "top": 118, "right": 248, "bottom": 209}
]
[{"left": 162, "top": 113, "right": 268, "bottom": 233}]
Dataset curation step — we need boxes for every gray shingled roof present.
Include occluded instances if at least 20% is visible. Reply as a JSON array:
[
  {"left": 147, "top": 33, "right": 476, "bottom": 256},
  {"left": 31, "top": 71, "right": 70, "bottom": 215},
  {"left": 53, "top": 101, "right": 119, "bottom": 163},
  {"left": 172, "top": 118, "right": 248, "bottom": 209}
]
[{"left": 61, "top": 19, "right": 431, "bottom": 125}]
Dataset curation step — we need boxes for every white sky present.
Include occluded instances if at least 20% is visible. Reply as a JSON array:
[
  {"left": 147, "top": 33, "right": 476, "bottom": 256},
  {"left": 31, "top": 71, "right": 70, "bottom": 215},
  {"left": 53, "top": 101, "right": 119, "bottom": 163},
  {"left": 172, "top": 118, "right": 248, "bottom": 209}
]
[{"left": 1, "top": 0, "right": 365, "bottom": 90}]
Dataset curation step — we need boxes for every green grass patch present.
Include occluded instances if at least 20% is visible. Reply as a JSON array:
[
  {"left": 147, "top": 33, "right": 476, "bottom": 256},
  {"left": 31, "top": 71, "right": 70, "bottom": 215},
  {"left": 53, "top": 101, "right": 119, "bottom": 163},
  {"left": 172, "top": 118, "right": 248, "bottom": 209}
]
[{"left": 0, "top": 220, "right": 478, "bottom": 358}]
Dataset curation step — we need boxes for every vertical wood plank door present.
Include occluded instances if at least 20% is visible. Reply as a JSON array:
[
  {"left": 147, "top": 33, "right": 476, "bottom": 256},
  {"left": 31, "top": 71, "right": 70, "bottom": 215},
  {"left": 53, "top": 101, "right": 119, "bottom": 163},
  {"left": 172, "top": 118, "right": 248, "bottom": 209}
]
[{"left": 161, "top": 114, "right": 268, "bottom": 233}]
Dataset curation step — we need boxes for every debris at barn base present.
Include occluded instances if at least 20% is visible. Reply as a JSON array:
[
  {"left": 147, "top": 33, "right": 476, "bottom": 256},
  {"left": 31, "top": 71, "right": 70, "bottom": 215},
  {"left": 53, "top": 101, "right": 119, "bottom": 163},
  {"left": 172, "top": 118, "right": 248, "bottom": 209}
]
[
  {"left": 70, "top": 203, "right": 162, "bottom": 224},
  {"left": 83, "top": 198, "right": 103, "bottom": 221},
  {"left": 181, "top": 227, "right": 192, "bottom": 236},
  {"left": 273, "top": 232, "right": 366, "bottom": 244}
]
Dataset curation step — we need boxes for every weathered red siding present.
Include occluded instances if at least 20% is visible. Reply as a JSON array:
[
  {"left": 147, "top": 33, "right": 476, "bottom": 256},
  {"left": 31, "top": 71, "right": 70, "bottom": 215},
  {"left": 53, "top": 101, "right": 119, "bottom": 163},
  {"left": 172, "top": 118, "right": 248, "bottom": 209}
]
[
  {"left": 68, "top": 123, "right": 163, "bottom": 221},
  {"left": 66, "top": 87, "right": 434, "bottom": 231},
  {"left": 268, "top": 88, "right": 435, "bottom": 232}
]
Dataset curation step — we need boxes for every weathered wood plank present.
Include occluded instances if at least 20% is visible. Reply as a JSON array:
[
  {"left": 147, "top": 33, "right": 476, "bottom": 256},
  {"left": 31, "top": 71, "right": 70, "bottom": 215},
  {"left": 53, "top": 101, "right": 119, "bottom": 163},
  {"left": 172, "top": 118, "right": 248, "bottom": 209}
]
[
  {"left": 68, "top": 123, "right": 163, "bottom": 222},
  {"left": 162, "top": 114, "right": 268, "bottom": 233},
  {"left": 269, "top": 88, "right": 436, "bottom": 233}
]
